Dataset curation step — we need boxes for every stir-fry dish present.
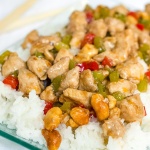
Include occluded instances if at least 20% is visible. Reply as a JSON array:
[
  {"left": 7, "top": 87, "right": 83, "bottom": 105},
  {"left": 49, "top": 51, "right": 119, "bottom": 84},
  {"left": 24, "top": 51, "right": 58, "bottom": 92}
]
[{"left": 1, "top": 3, "right": 150, "bottom": 150}]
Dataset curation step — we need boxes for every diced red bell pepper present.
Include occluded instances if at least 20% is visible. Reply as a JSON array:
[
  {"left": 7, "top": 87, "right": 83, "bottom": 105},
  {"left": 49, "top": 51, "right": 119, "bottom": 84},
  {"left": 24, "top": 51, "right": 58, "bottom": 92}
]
[
  {"left": 145, "top": 71, "right": 150, "bottom": 81},
  {"left": 44, "top": 101, "right": 53, "bottom": 115},
  {"left": 3, "top": 75, "right": 19, "bottom": 90},
  {"left": 86, "top": 11, "right": 93, "bottom": 23},
  {"left": 77, "top": 61, "right": 99, "bottom": 72},
  {"left": 127, "top": 11, "right": 138, "bottom": 19},
  {"left": 101, "top": 56, "right": 113, "bottom": 67},
  {"left": 136, "top": 23, "right": 144, "bottom": 31},
  {"left": 81, "top": 33, "right": 95, "bottom": 48}
]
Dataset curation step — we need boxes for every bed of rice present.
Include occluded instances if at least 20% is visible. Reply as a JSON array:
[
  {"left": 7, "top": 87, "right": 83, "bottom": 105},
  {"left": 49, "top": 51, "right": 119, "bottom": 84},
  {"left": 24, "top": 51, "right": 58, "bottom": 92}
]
[{"left": 0, "top": 48, "right": 150, "bottom": 150}]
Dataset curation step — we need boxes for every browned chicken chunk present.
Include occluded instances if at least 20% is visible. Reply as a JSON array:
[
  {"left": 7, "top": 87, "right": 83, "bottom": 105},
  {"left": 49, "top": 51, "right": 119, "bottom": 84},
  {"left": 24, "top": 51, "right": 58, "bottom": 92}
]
[
  {"left": 40, "top": 85, "right": 57, "bottom": 103},
  {"left": 107, "top": 79, "right": 137, "bottom": 97},
  {"left": 102, "top": 116, "right": 125, "bottom": 138},
  {"left": 47, "top": 57, "right": 70, "bottom": 80},
  {"left": 67, "top": 11, "right": 87, "bottom": 34},
  {"left": 38, "top": 34, "right": 61, "bottom": 45},
  {"left": 116, "top": 58, "right": 144, "bottom": 84},
  {"left": 27, "top": 56, "right": 51, "bottom": 80},
  {"left": 2, "top": 52, "right": 26, "bottom": 77},
  {"left": 59, "top": 66, "right": 80, "bottom": 91},
  {"left": 145, "top": 4, "right": 150, "bottom": 15},
  {"left": 110, "top": 5, "right": 128, "bottom": 16},
  {"left": 18, "top": 68, "right": 42, "bottom": 95},
  {"left": 88, "top": 19, "right": 108, "bottom": 38},
  {"left": 22, "top": 30, "right": 39, "bottom": 49},
  {"left": 30, "top": 42, "right": 53, "bottom": 56},
  {"left": 54, "top": 49, "right": 73, "bottom": 64},
  {"left": 63, "top": 88, "right": 93, "bottom": 107},
  {"left": 79, "top": 69, "right": 98, "bottom": 92},
  {"left": 105, "top": 17, "right": 125, "bottom": 35},
  {"left": 119, "top": 94, "right": 144, "bottom": 122}
]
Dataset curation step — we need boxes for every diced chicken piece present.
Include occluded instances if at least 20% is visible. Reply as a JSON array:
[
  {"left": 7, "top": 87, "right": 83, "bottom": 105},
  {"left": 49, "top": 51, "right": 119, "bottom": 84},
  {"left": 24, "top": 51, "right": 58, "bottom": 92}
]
[
  {"left": 54, "top": 49, "right": 73, "bottom": 63},
  {"left": 22, "top": 30, "right": 39, "bottom": 49},
  {"left": 40, "top": 86, "right": 57, "bottom": 102},
  {"left": 107, "top": 79, "right": 137, "bottom": 97},
  {"left": 38, "top": 34, "right": 61, "bottom": 45},
  {"left": 119, "top": 94, "right": 144, "bottom": 122},
  {"left": 88, "top": 19, "right": 108, "bottom": 38},
  {"left": 27, "top": 56, "right": 51, "bottom": 80},
  {"left": 18, "top": 68, "right": 42, "bottom": 94},
  {"left": 75, "top": 43, "right": 98, "bottom": 63},
  {"left": 116, "top": 58, "right": 144, "bottom": 83},
  {"left": 109, "top": 107, "right": 121, "bottom": 118},
  {"left": 79, "top": 69, "right": 97, "bottom": 92},
  {"left": 67, "top": 11, "right": 87, "bottom": 34},
  {"left": 146, "top": 4, "right": 150, "bottom": 15},
  {"left": 63, "top": 88, "right": 93, "bottom": 107},
  {"left": 94, "top": 29, "right": 136, "bottom": 66},
  {"left": 2, "top": 52, "right": 26, "bottom": 77},
  {"left": 103, "top": 36, "right": 116, "bottom": 51},
  {"left": 44, "top": 48, "right": 54, "bottom": 62},
  {"left": 139, "top": 30, "right": 150, "bottom": 45},
  {"left": 70, "top": 31, "right": 85, "bottom": 49},
  {"left": 47, "top": 57, "right": 70, "bottom": 80},
  {"left": 102, "top": 116, "right": 125, "bottom": 138},
  {"left": 128, "top": 25, "right": 150, "bottom": 45},
  {"left": 110, "top": 5, "right": 128, "bottom": 16},
  {"left": 59, "top": 66, "right": 80, "bottom": 91},
  {"left": 105, "top": 17, "right": 125, "bottom": 35},
  {"left": 30, "top": 42, "right": 53, "bottom": 55}
]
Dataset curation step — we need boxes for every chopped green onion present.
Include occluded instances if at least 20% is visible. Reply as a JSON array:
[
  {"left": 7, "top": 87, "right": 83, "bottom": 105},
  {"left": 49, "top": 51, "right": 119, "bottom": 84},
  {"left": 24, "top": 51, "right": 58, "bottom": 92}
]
[
  {"left": 0, "top": 50, "right": 11, "bottom": 64},
  {"left": 109, "top": 70, "right": 119, "bottom": 82},
  {"left": 69, "top": 59, "right": 76, "bottom": 70},
  {"left": 52, "top": 75, "right": 62, "bottom": 92},
  {"left": 93, "top": 71, "right": 105, "bottom": 83},
  {"left": 54, "top": 42, "right": 69, "bottom": 51},
  {"left": 35, "top": 51, "right": 44, "bottom": 58},
  {"left": 114, "top": 12, "right": 126, "bottom": 22},
  {"left": 137, "top": 78, "right": 148, "bottom": 92},
  {"left": 112, "top": 91, "right": 125, "bottom": 101},
  {"left": 94, "top": 36, "right": 105, "bottom": 53},
  {"left": 62, "top": 35, "right": 72, "bottom": 46}
]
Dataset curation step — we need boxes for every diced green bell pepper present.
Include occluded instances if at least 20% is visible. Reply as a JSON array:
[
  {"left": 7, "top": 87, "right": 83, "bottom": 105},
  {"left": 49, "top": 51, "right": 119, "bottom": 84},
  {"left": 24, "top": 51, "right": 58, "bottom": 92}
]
[
  {"left": 137, "top": 78, "right": 148, "bottom": 92},
  {"left": 94, "top": 36, "right": 105, "bottom": 53},
  {"left": 112, "top": 91, "right": 125, "bottom": 101},
  {"left": 109, "top": 70, "right": 119, "bottom": 82},
  {"left": 54, "top": 42, "right": 69, "bottom": 51},
  {"left": 62, "top": 35, "right": 72, "bottom": 46},
  {"left": 69, "top": 59, "right": 76, "bottom": 70},
  {"left": 0, "top": 50, "right": 11, "bottom": 64},
  {"left": 93, "top": 71, "right": 105, "bottom": 83},
  {"left": 52, "top": 75, "right": 62, "bottom": 92}
]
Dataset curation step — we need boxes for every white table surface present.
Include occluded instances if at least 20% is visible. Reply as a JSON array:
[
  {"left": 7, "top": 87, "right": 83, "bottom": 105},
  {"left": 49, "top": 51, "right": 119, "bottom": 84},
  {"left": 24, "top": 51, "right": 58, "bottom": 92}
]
[{"left": 0, "top": 0, "right": 150, "bottom": 149}]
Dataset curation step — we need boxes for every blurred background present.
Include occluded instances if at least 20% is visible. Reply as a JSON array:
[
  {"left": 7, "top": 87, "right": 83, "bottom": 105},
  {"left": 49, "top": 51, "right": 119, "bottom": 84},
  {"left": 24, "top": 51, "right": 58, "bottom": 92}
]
[{"left": 0, "top": 0, "right": 150, "bottom": 149}]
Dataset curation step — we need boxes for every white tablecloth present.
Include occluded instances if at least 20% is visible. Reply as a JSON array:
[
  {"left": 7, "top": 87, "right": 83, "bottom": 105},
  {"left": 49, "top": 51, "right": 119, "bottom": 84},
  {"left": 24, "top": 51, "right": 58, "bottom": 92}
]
[{"left": 0, "top": 0, "right": 150, "bottom": 149}]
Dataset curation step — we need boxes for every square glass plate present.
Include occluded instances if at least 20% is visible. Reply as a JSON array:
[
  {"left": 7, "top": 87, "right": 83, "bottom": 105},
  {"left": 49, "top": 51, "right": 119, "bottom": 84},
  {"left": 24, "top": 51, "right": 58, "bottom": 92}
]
[{"left": 0, "top": 0, "right": 150, "bottom": 149}]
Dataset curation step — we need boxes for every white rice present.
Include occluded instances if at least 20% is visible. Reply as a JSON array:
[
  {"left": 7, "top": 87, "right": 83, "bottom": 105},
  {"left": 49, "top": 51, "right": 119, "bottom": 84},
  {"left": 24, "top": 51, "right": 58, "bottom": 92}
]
[{"left": 0, "top": 81, "right": 46, "bottom": 145}]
